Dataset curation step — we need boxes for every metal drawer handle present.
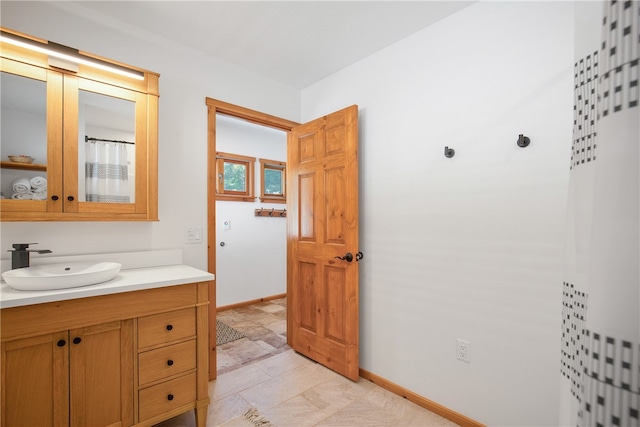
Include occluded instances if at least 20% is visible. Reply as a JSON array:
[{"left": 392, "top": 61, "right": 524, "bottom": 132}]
[
  {"left": 167, "top": 359, "right": 174, "bottom": 366},
  {"left": 167, "top": 394, "right": 174, "bottom": 401},
  {"left": 166, "top": 324, "right": 173, "bottom": 331}
]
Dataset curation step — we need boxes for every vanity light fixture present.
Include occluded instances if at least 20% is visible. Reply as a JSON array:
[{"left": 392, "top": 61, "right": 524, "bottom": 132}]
[{"left": 0, "top": 30, "right": 144, "bottom": 80}]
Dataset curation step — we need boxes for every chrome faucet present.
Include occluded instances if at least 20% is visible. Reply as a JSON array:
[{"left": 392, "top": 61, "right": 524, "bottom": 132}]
[{"left": 8, "top": 243, "right": 52, "bottom": 269}]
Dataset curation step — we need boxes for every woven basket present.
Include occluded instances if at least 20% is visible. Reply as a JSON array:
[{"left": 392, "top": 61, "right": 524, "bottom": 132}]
[{"left": 8, "top": 155, "right": 34, "bottom": 164}]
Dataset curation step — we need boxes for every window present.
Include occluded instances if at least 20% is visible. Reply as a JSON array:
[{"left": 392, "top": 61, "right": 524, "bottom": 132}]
[
  {"left": 215, "top": 152, "right": 255, "bottom": 201},
  {"left": 260, "top": 158, "right": 286, "bottom": 203}
]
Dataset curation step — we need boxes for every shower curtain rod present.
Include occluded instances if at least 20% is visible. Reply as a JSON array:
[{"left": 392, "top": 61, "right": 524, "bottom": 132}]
[{"left": 85, "top": 135, "right": 135, "bottom": 145}]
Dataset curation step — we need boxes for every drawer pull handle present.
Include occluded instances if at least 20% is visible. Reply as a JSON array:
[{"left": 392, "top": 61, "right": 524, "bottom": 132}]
[
  {"left": 166, "top": 324, "right": 173, "bottom": 331},
  {"left": 167, "top": 394, "right": 174, "bottom": 401},
  {"left": 57, "top": 339, "right": 66, "bottom": 347},
  {"left": 73, "top": 337, "right": 82, "bottom": 345},
  {"left": 167, "top": 359, "right": 174, "bottom": 366}
]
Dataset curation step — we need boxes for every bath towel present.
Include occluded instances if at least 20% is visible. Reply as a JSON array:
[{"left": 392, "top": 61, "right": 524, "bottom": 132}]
[
  {"left": 12, "top": 177, "right": 30, "bottom": 193},
  {"left": 32, "top": 190, "right": 47, "bottom": 200},
  {"left": 30, "top": 176, "right": 47, "bottom": 190},
  {"left": 11, "top": 192, "right": 33, "bottom": 200}
]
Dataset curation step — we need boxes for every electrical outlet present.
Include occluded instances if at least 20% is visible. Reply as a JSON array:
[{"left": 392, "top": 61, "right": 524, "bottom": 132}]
[{"left": 457, "top": 339, "right": 471, "bottom": 363}]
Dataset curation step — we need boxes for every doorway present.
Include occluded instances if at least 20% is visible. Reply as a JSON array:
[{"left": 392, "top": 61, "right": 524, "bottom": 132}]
[
  {"left": 207, "top": 99, "right": 361, "bottom": 382},
  {"left": 206, "top": 98, "right": 298, "bottom": 379},
  {"left": 215, "top": 114, "right": 287, "bottom": 307}
]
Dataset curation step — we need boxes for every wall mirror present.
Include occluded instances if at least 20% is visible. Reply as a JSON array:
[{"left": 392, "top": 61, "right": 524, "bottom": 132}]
[{"left": 78, "top": 89, "right": 136, "bottom": 203}]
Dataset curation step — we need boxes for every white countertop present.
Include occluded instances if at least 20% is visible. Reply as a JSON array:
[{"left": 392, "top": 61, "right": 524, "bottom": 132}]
[{"left": 1, "top": 264, "right": 214, "bottom": 309}]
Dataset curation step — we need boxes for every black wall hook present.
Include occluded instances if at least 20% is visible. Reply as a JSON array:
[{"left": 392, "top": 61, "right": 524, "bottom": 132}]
[
  {"left": 444, "top": 146, "right": 455, "bottom": 158},
  {"left": 517, "top": 134, "right": 530, "bottom": 148}
]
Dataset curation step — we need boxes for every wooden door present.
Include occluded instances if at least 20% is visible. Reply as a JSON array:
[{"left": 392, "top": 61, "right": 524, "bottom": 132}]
[
  {"left": 1, "top": 332, "right": 69, "bottom": 427},
  {"left": 287, "top": 105, "right": 360, "bottom": 381},
  {"left": 69, "top": 320, "right": 134, "bottom": 427}
]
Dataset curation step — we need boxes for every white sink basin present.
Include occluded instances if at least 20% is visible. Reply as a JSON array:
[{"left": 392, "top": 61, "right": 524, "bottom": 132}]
[{"left": 2, "top": 262, "right": 122, "bottom": 291}]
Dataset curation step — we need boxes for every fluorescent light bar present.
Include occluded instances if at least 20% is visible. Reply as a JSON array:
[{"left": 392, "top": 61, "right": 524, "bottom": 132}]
[{"left": 0, "top": 31, "right": 144, "bottom": 81}]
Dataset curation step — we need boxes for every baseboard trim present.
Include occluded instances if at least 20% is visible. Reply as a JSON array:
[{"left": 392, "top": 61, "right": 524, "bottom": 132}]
[
  {"left": 216, "top": 293, "right": 287, "bottom": 312},
  {"left": 359, "top": 368, "right": 485, "bottom": 427}
]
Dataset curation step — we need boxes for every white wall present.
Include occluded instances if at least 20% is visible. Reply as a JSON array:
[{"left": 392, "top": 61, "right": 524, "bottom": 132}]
[
  {"left": 0, "top": 1, "right": 299, "bottom": 270},
  {"left": 215, "top": 115, "right": 287, "bottom": 307},
  {"left": 302, "top": 2, "right": 573, "bottom": 426}
]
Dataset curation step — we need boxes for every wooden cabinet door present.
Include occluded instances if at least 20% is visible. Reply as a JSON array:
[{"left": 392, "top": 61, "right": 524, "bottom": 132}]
[
  {"left": 1, "top": 332, "right": 69, "bottom": 427},
  {"left": 0, "top": 59, "right": 64, "bottom": 217},
  {"left": 69, "top": 320, "right": 134, "bottom": 427},
  {"left": 66, "top": 78, "right": 150, "bottom": 218}
]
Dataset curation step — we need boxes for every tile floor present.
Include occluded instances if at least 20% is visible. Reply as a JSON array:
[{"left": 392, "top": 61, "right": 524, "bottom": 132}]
[{"left": 156, "top": 298, "right": 458, "bottom": 427}]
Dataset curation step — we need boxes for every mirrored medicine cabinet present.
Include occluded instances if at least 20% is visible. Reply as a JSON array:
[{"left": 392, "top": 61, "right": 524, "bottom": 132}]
[{"left": 0, "top": 28, "right": 159, "bottom": 221}]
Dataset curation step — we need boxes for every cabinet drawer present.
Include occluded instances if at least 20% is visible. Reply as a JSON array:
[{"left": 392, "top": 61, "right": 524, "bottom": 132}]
[
  {"left": 138, "top": 308, "right": 195, "bottom": 349},
  {"left": 139, "top": 340, "right": 196, "bottom": 386},
  {"left": 138, "top": 372, "right": 196, "bottom": 421}
]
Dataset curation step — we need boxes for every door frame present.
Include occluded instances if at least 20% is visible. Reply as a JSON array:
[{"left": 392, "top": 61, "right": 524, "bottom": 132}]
[{"left": 205, "top": 98, "right": 299, "bottom": 380}]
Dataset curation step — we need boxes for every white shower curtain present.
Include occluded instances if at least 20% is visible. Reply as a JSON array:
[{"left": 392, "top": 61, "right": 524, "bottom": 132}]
[
  {"left": 560, "top": 1, "right": 639, "bottom": 425},
  {"left": 85, "top": 140, "right": 130, "bottom": 203}
]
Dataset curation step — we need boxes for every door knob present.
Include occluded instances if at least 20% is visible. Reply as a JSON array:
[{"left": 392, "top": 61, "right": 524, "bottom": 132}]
[{"left": 335, "top": 252, "right": 353, "bottom": 262}]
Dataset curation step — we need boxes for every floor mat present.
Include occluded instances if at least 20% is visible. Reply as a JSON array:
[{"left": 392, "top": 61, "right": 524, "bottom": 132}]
[{"left": 216, "top": 320, "right": 245, "bottom": 346}]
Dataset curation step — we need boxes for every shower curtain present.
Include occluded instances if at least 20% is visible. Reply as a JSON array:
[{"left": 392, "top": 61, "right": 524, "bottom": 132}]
[
  {"left": 85, "top": 140, "right": 130, "bottom": 203},
  {"left": 560, "top": 1, "right": 639, "bottom": 426}
]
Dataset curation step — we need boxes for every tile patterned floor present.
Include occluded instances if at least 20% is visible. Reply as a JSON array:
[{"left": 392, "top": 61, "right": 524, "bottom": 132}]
[
  {"left": 216, "top": 297, "right": 290, "bottom": 375},
  {"left": 156, "top": 298, "right": 458, "bottom": 427}
]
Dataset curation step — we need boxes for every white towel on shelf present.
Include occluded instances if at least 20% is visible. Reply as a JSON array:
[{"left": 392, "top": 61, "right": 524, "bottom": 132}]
[
  {"left": 12, "top": 177, "right": 30, "bottom": 193},
  {"left": 32, "top": 190, "right": 47, "bottom": 200},
  {"left": 11, "top": 192, "right": 34, "bottom": 200},
  {"left": 30, "top": 176, "right": 47, "bottom": 190}
]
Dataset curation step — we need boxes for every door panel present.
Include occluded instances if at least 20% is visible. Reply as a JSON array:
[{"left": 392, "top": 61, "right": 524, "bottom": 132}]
[
  {"left": 2, "top": 332, "right": 69, "bottom": 427},
  {"left": 299, "top": 173, "right": 316, "bottom": 240},
  {"left": 287, "top": 105, "right": 359, "bottom": 381},
  {"left": 325, "top": 167, "right": 346, "bottom": 243},
  {"left": 299, "top": 261, "right": 318, "bottom": 333},
  {"left": 325, "top": 266, "right": 346, "bottom": 343},
  {"left": 69, "top": 320, "right": 133, "bottom": 427}
]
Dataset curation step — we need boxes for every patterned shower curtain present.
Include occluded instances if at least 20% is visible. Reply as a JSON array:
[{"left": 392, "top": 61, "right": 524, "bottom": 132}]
[
  {"left": 561, "top": 1, "right": 639, "bottom": 426},
  {"left": 85, "top": 140, "right": 130, "bottom": 203}
]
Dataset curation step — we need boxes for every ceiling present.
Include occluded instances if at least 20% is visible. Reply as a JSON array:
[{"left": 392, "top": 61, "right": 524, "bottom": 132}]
[{"left": 71, "top": 1, "right": 473, "bottom": 89}]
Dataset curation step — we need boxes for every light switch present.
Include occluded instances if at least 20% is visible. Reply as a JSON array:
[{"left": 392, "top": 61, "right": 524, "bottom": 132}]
[
  {"left": 186, "top": 227, "right": 202, "bottom": 243},
  {"left": 223, "top": 220, "right": 231, "bottom": 230}
]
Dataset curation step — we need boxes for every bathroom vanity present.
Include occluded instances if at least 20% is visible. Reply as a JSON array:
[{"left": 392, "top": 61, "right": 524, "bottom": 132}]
[{"left": 0, "top": 261, "right": 213, "bottom": 427}]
